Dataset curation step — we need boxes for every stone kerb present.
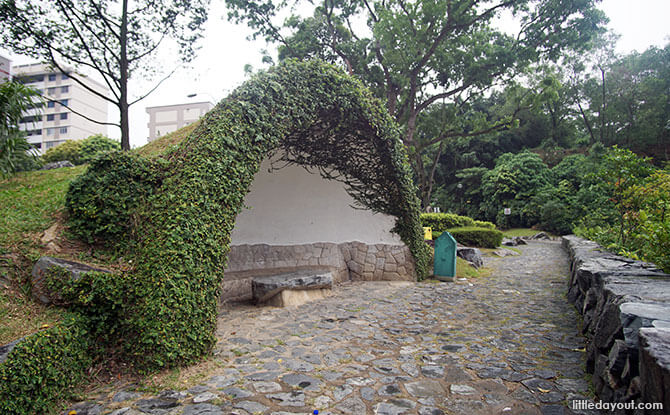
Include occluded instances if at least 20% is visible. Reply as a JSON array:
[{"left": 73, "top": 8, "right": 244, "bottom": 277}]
[{"left": 562, "top": 235, "right": 670, "bottom": 408}]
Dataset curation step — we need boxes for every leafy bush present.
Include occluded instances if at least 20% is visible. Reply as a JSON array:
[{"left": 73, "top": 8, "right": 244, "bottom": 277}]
[
  {"left": 576, "top": 148, "right": 669, "bottom": 272},
  {"left": 42, "top": 139, "right": 83, "bottom": 164},
  {"left": 448, "top": 226, "right": 503, "bottom": 248},
  {"left": 473, "top": 220, "right": 496, "bottom": 229},
  {"left": 0, "top": 315, "right": 93, "bottom": 415},
  {"left": 66, "top": 151, "right": 165, "bottom": 244},
  {"left": 42, "top": 135, "right": 120, "bottom": 165},
  {"left": 421, "top": 212, "right": 475, "bottom": 231},
  {"left": 539, "top": 199, "right": 573, "bottom": 235},
  {"left": 79, "top": 134, "right": 121, "bottom": 164}
]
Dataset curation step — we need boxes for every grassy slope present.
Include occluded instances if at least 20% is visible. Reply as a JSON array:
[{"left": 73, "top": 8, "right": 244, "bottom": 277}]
[
  {"left": 134, "top": 122, "right": 197, "bottom": 158},
  {"left": 0, "top": 165, "right": 86, "bottom": 344}
]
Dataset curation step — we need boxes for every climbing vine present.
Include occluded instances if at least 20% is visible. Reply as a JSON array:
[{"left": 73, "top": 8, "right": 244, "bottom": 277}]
[{"left": 121, "top": 59, "right": 430, "bottom": 369}]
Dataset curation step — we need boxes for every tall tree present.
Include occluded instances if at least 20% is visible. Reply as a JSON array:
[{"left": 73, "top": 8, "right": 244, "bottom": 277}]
[
  {"left": 0, "top": 0, "right": 209, "bottom": 150},
  {"left": 226, "top": 0, "right": 606, "bottom": 206}
]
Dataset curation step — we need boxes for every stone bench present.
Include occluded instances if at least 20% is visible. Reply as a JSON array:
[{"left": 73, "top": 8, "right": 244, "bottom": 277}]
[{"left": 252, "top": 270, "right": 333, "bottom": 307}]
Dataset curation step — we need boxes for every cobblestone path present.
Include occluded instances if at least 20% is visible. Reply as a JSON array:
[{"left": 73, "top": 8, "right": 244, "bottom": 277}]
[{"left": 69, "top": 241, "right": 599, "bottom": 415}]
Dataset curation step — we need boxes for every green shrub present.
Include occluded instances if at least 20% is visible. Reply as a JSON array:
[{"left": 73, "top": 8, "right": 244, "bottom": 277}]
[
  {"left": 42, "top": 139, "right": 83, "bottom": 164},
  {"left": 473, "top": 220, "right": 496, "bottom": 229},
  {"left": 42, "top": 135, "right": 121, "bottom": 165},
  {"left": 78, "top": 134, "right": 121, "bottom": 164},
  {"left": 421, "top": 212, "right": 475, "bottom": 232},
  {"left": 66, "top": 151, "right": 165, "bottom": 244},
  {"left": 0, "top": 315, "right": 93, "bottom": 415},
  {"left": 448, "top": 226, "right": 503, "bottom": 248},
  {"left": 540, "top": 199, "right": 573, "bottom": 235}
]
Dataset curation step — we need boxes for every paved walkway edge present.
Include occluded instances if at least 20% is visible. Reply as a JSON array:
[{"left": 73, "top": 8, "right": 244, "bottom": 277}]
[{"left": 562, "top": 235, "right": 670, "bottom": 412}]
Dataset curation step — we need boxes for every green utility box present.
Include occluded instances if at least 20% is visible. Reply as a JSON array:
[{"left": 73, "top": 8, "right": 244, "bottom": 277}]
[{"left": 434, "top": 231, "right": 457, "bottom": 281}]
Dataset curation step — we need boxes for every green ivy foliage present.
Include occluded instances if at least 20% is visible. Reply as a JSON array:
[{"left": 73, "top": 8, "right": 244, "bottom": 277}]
[
  {"left": 66, "top": 151, "right": 166, "bottom": 244},
  {"left": 60, "top": 59, "right": 430, "bottom": 372},
  {"left": 0, "top": 315, "right": 93, "bottom": 414},
  {"left": 448, "top": 227, "right": 504, "bottom": 248}
]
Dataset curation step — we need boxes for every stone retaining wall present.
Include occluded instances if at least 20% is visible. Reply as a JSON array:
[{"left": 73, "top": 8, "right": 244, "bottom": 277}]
[
  {"left": 221, "top": 242, "right": 415, "bottom": 303},
  {"left": 562, "top": 235, "right": 670, "bottom": 412}
]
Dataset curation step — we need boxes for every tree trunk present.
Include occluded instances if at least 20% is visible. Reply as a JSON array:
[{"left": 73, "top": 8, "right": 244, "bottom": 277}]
[
  {"left": 576, "top": 99, "right": 596, "bottom": 145},
  {"left": 422, "top": 140, "right": 445, "bottom": 209},
  {"left": 600, "top": 67, "right": 606, "bottom": 144},
  {"left": 119, "top": 0, "right": 130, "bottom": 150}
]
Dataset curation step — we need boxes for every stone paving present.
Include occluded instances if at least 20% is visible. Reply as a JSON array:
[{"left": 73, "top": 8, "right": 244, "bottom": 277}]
[{"left": 67, "top": 241, "right": 600, "bottom": 415}]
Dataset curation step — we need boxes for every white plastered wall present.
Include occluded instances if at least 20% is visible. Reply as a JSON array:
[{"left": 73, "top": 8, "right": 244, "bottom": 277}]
[{"left": 229, "top": 158, "right": 402, "bottom": 245}]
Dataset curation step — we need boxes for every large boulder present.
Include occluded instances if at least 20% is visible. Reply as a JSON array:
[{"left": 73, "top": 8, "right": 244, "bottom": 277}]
[
  {"left": 31, "top": 256, "right": 109, "bottom": 305},
  {"left": 456, "top": 247, "right": 483, "bottom": 269},
  {"left": 252, "top": 270, "right": 332, "bottom": 304}
]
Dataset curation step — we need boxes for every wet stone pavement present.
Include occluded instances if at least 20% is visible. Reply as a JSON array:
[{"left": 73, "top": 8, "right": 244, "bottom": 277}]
[{"left": 69, "top": 241, "right": 601, "bottom": 415}]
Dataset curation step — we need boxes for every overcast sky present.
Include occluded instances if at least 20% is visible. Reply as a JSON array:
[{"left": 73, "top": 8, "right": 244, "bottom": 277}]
[{"left": 3, "top": 0, "right": 670, "bottom": 148}]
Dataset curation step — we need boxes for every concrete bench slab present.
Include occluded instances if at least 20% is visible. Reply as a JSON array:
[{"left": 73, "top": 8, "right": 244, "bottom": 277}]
[{"left": 252, "top": 270, "right": 333, "bottom": 306}]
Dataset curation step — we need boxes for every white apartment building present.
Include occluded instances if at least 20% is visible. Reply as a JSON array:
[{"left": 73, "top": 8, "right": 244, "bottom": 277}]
[
  {"left": 0, "top": 55, "right": 10, "bottom": 82},
  {"left": 13, "top": 63, "right": 109, "bottom": 154},
  {"left": 146, "top": 101, "right": 212, "bottom": 142}
]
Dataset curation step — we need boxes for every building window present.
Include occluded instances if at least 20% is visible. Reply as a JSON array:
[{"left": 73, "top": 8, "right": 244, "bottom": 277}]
[
  {"left": 61, "top": 86, "right": 69, "bottom": 93},
  {"left": 46, "top": 114, "right": 55, "bottom": 121},
  {"left": 20, "top": 115, "right": 42, "bottom": 123},
  {"left": 59, "top": 127, "right": 68, "bottom": 134},
  {"left": 32, "top": 142, "right": 42, "bottom": 149},
  {"left": 47, "top": 87, "right": 56, "bottom": 95},
  {"left": 45, "top": 140, "right": 61, "bottom": 149},
  {"left": 46, "top": 128, "right": 55, "bottom": 136},
  {"left": 60, "top": 113, "right": 68, "bottom": 120},
  {"left": 60, "top": 99, "right": 68, "bottom": 106},
  {"left": 48, "top": 74, "right": 57, "bottom": 81},
  {"left": 62, "top": 74, "right": 69, "bottom": 80},
  {"left": 47, "top": 101, "right": 55, "bottom": 108}
]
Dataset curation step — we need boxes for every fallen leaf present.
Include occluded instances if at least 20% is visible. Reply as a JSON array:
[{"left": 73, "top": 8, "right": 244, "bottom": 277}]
[{"left": 538, "top": 388, "right": 551, "bottom": 393}]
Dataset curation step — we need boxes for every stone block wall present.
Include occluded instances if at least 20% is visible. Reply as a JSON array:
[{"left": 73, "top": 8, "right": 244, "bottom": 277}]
[
  {"left": 562, "top": 235, "right": 670, "bottom": 412},
  {"left": 221, "top": 242, "right": 415, "bottom": 303}
]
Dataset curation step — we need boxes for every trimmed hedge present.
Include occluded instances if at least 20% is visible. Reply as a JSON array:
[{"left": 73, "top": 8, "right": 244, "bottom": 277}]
[
  {"left": 473, "top": 220, "right": 496, "bottom": 229},
  {"left": 421, "top": 212, "right": 496, "bottom": 232},
  {"left": 59, "top": 59, "right": 431, "bottom": 374},
  {"left": 448, "top": 227, "right": 504, "bottom": 248},
  {"left": 0, "top": 315, "right": 93, "bottom": 414}
]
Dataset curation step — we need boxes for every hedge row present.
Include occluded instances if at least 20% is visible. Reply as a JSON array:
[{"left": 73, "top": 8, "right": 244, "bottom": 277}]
[
  {"left": 448, "top": 227, "right": 504, "bottom": 248},
  {"left": 421, "top": 212, "right": 496, "bottom": 232}
]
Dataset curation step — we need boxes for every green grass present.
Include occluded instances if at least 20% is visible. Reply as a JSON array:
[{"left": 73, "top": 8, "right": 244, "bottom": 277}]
[
  {"left": 0, "top": 165, "right": 87, "bottom": 344},
  {"left": 0, "top": 165, "right": 86, "bottom": 249},
  {"left": 456, "top": 257, "right": 491, "bottom": 279},
  {"left": 502, "top": 228, "right": 542, "bottom": 238}
]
